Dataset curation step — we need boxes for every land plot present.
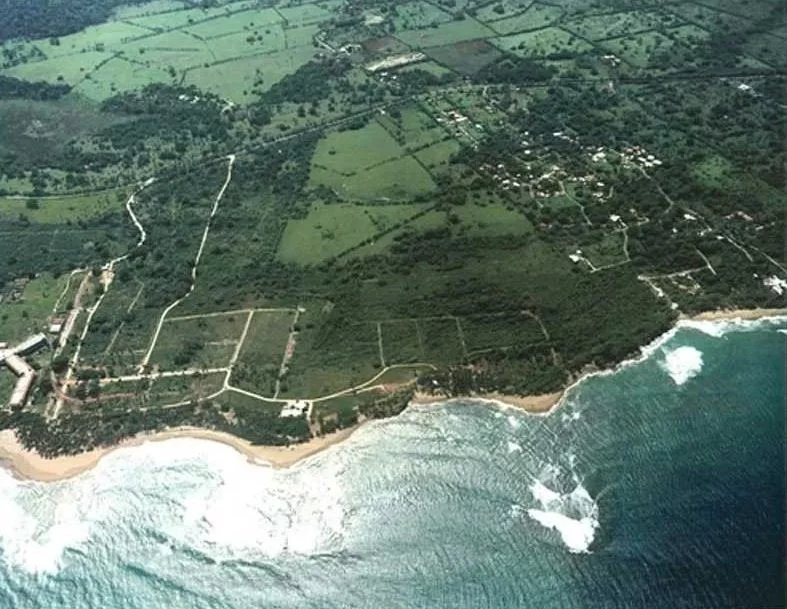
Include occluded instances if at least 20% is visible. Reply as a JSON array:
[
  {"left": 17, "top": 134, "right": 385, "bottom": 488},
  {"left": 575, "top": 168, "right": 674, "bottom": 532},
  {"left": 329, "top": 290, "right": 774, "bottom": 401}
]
[
  {"left": 664, "top": 24, "right": 710, "bottom": 47},
  {"left": 112, "top": 0, "right": 188, "bottom": 20},
  {"left": 184, "top": 45, "right": 314, "bottom": 101},
  {"left": 598, "top": 31, "right": 682, "bottom": 68},
  {"left": 0, "top": 273, "right": 67, "bottom": 343},
  {"left": 0, "top": 98, "right": 124, "bottom": 167},
  {"left": 484, "top": 4, "right": 564, "bottom": 35},
  {"left": 414, "top": 139, "right": 462, "bottom": 172},
  {"left": 312, "top": 156, "right": 436, "bottom": 201},
  {"left": 493, "top": 27, "right": 593, "bottom": 58},
  {"left": 278, "top": 202, "right": 427, "bottom": 265},
  {"left": 475, "top": 0, "right": 533, "bottom": 24},
  {"left": 184, "top": 8, "right": 283, "bottom": 38},
  {"left": 347, "top": 208, "right": 448, "bottom": 259},
  {"left": 581, "top": 231, "right": 628, "bottom": 268},
  {"left": 562, "top": 10, "right": 678, "bottom": 41},
  {"left": 418, "top": 318, "right": 465, "bottom": 364},
  {"left": 148, "top": 312, "right": 248, "bottom": 370},
  {"left": 426, "top": 39, "right": 503, "bottom": 75},
  {"left": 280, "top": 318, "right": 380, "bottom": 398},
  {"left": 376, "top": 106, "right": 445, "bottom": 150},
  {"left": 0, "top": 225, "right": 126, "bottom": 285},
  {"left": 451, "top": 202, "right": 532, "bottom": 238},
  {"left": 0, "top": 191, "right": 125, "bottom": 224},
  {"left": 277, "top": 3, "right": 336, "bottom": 26},
  {"left": 391, "top": 2, "right": 454, "bottom": 30},
  {"left": 207, "top": 27, "right": 287, "bottom": 62},
  {"left": 361, "top": 36, "right": 410, "bottom": 54},
  {"left": 311, "top": 121, "right": 406, "bottom": 175},
  {"left": 4, "top": 51, "right": 112, "bottom": 85},
  {"left": 462, "top": 313, "right": 545, "bottom": 354},
  {"left": 74, "top": 57, "right": 173, "bottom": 100},
  {"left": 395, "top": 19, "right": 495, "bottom": 49},
  {"left": 31, "top": 22, "right": 151, "bottom": 58},
  {"left": 380, "top": 319, "right": 423, "bottom": 363},
  {"left": 232, "top": 310, "right": 294, "bottom": 395},
  {"left": 126, "top": 4, "right": 247, "bottom": 30}
]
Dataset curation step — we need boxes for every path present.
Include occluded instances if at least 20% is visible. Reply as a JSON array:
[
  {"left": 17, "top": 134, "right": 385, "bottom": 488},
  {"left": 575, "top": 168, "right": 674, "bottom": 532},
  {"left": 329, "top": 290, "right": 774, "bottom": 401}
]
[
  {"left": 138, "top": 155, "right": 235, "bottom": 372},
  {"left": 53, "top": 178, "right": 155, "bottom": 417}
]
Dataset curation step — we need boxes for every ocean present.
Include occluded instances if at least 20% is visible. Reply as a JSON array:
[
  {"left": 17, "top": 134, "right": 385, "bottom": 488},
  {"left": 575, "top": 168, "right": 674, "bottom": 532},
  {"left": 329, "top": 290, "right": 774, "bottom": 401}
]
[{"left": 0, "top": 318, "right": 784, "bottom": 609}]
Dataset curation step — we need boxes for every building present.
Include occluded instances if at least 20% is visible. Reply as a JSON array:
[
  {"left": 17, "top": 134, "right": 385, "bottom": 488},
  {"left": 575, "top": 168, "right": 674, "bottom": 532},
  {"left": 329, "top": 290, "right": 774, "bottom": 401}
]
[
  {"left": 1, "top": 333, "right": 49, "bottom": 408},
  {"left": 5, "top": 354, "right": 35, "bottom": 409},
  {"left": 280, "top": 400, "right": 311, "bottom": 418},
  {"left": 14, "top": 333, "right": 49, "bottom": 356}
]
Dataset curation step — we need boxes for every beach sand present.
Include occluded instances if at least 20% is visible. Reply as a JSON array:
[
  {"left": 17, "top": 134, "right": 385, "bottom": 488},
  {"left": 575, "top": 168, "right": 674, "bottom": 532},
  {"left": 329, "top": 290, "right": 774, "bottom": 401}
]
[
  {"left": 0, "top": 425, "right": 362, "bottom": 483},
  {"left": 410, "top": 390, "right": 562, "bottom": 414},
  {"left": 687, "top": 307, "right": 787, "bottom": 321}
]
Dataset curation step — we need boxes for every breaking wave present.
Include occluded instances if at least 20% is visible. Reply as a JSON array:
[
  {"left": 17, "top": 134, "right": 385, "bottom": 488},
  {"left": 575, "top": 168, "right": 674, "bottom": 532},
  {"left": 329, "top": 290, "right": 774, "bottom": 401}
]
[
  {"left": 0, "top": 439, "right": 347, "bottom": 575},
  {"left": 660, "top": 346, "right": 704, "bottom": 385},
  {"left": 525, "top": 477, "right": 599, "bottom": 554}
]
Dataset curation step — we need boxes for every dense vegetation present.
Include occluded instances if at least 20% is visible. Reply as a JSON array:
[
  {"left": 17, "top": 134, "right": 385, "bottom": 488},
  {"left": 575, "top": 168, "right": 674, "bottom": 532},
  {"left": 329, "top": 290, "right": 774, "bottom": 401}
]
[
  {"left": 0, "top": 0, "right": 783, "bottom": 452},
  {"left": 0, "top": 0, "right": 149, "bottom": 43}
]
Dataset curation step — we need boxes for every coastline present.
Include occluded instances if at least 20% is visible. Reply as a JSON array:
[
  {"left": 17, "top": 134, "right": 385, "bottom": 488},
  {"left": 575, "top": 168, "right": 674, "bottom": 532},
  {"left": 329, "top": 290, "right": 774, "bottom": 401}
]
[
  {"left": 683, "top": 307, "right": 787, "bottom": 322},
  {"left": 2, "top": 307, "right": 784, "bottom": 484},
  {"left": 0, "top": 424, "right": 363, "bottom": 483}
]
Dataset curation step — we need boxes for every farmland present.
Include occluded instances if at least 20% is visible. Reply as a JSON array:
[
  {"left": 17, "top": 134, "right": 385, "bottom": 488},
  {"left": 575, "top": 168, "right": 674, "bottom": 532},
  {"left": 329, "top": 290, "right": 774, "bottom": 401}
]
[{"left": 0, "top": 0, "right": 784, "bottom": 455}]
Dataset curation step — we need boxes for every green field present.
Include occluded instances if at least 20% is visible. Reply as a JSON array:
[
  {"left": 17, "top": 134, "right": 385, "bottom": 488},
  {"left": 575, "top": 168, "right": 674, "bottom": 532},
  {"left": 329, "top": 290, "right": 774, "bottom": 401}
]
[
  {"left": 493, "top": 27, "right": 593, "bottom": 58},
  {"left": 0, "top": 273, "right": 67, "bottom": 343},
  {"left": 396, "top": 19, "right": 495, "bottom": 49},
  {"left": 0, "top": 190, "right": 125, "bottom": 223},
  {"left": 232, "top": 309, "right": 294, "bottom": 395},
  {"left": 278, "top": 202, "right": 428, "bottom": 265},
  {"left": 148, "top": 312, "right": 249, "bottom": 370}
]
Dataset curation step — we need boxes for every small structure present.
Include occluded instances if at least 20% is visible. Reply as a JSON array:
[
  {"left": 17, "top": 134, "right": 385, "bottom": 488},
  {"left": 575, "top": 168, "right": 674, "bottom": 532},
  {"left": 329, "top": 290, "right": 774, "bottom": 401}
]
[
  {"left": 365, "top": 52, "right": 426, "bottom": 73},
  {"left": 280, "top": 400, "right": 311, "bottom": 418}
]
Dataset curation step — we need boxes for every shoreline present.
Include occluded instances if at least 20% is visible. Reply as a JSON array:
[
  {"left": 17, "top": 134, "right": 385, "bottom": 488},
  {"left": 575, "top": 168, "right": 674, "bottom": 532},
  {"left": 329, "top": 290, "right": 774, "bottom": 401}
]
[{"left": 2, "top": 307, "right": 784, "bottom": 483}]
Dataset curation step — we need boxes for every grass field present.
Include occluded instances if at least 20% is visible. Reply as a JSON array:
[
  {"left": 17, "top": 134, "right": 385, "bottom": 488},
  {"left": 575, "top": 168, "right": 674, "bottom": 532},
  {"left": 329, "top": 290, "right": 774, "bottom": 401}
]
[
  {"left": 149, "top": 312, "right": 249, "bottom": 370},
  {"left": 312, "top": 121, "right": 406, "bottom": 174},
  {"left": 493, "top": 27, "right": 593, "bottom": 58},
  {"left": 377, "top": 107, "right": 445, "bottom": 150},
  {"left": 484, "top": 4, "right": 565, "bottom": 35},
  {"left": 232, "top": 309, "right": 294, "bottom": 395},
  {"left": 451, "top": 202, "right": 533, "bottom": 238},
  {"left": 278, "top": 202, "right": 428, "bottom": 265},
  {"left": 281, "top": 313, "right": 380, "bottom": 398},
  {"left": 396, "top": 19, "right": 495, "bottom": 49},
  {"left": 0, "top": 190, "right": 126, "bottom": 223},
  {"left": 392, "top": 1, "right": 454, "bottom": 30},
  {"left": 0, "top": 273, "right": 66, "bottom": 343},
  {"left": 310, "top": 152, "right": 436, "bottom": 201}
]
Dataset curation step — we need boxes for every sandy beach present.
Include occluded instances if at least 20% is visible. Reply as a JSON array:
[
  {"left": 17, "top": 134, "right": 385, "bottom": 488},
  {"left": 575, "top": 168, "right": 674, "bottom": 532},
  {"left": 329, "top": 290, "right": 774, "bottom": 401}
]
[
  {"left": 0, "top": 424, "right": 363, "bottom": 483},
  {"left": 410, "top": 390, "right": 562, "bottom": 413},
  {"left": 686, "top": 307, "right": 787, "bottom": 321}
]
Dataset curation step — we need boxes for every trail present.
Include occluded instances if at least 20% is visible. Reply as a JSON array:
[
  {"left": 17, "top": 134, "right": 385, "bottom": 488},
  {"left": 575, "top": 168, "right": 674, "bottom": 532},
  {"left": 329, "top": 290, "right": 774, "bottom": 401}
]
[
  {"left": 138, "top": 155, "right": 235, "bottom": 373},
  {"left": 53, "top": 178, "right": 155, "bottom": 417},
  {"left": 51, "top": 268, "right": 86, "bottom": 316}
]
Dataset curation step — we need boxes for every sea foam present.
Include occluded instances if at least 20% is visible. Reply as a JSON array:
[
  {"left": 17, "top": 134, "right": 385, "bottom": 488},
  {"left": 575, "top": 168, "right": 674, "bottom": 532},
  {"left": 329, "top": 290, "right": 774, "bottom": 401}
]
[
  {"left": 660, "top": 346, "right": 703, "bottom": 385},
  {"left": 525, "top": 479, "right": 599, "bottom": 554}
]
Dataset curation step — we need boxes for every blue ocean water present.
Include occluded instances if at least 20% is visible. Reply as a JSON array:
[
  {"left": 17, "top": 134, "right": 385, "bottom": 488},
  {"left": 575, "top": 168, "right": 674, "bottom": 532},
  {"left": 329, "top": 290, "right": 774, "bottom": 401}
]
[{"left": 0, "top": 318, "right": 784, "bottom": 609}]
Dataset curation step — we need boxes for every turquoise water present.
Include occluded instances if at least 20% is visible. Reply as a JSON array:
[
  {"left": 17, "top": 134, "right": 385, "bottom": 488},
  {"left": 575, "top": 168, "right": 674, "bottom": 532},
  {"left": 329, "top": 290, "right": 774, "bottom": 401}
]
[{"left": 0, "top": 318, "right": 784, "bottom": 609}]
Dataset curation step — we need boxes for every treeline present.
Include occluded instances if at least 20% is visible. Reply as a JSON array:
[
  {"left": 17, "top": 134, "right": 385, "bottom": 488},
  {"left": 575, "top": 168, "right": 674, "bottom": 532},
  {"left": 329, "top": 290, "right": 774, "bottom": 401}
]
[
  {"left": 0, "top": 0, "right": 150, "bottom": 43},
  {"left": 0, "top": 74, "right": 70, "bottom": 100}
]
